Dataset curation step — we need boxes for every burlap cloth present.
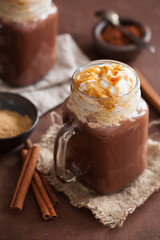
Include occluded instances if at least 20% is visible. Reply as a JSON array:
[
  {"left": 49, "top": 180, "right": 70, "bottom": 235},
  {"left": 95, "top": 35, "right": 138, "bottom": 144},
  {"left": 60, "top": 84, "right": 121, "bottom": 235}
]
[{"left": 36, "top": 113, "right": 160, "bottom": 229}]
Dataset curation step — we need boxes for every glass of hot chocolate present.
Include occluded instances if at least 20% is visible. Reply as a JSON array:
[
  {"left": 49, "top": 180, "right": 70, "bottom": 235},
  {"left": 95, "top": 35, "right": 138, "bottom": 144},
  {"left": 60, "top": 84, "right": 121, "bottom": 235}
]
[
  {"left": 54, "top": 60, "right": 149, "bottom": 194},
  {"left": 0, "top": 0, "right": 58, "bottom": 86}
]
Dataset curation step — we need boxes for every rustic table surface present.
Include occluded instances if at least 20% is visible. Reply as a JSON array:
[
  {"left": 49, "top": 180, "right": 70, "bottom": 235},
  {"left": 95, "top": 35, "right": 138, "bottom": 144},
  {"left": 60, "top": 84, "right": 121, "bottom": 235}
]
[{"left": 1, "top": 0, "right": 160, "bottom": 239}]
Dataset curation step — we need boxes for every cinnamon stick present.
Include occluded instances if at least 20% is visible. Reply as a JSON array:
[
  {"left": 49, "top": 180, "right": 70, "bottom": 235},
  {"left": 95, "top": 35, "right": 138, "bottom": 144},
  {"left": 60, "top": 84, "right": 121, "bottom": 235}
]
[
  {"left": 21, "top": 149, "right": 57, "bottom": 220},
  {"left": 33, "top": 171, "right": 57, "bottom": 219},
  {"left": 10, "top": 146, "right": 40, "bottom": 213},
  {"left": 39, "top": 172, "right": 59, "bottom": 206},
  {"left": 10, "top": 149, "right": 32, "bottom": 213},
  {"left": 135, "top": 68, "right": 160, "bottom": 113},
  {"left": 31, "top": 180, "right": 50, "bottom": 220},
  {"left": 25, "top": 139, "right": 59, "bottom": 206},
  {"left": 25, "top": 138, "right": 33, "bottom": 149},
  {"left": 21, "top": 149, "right": 28, "bottom": 158}
]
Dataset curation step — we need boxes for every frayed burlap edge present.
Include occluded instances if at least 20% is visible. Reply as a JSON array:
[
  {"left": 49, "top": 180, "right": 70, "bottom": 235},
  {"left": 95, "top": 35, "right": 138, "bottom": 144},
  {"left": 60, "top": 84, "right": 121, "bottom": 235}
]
[{"left": 36, "top": 113, "right": 160, "bottom": 228}]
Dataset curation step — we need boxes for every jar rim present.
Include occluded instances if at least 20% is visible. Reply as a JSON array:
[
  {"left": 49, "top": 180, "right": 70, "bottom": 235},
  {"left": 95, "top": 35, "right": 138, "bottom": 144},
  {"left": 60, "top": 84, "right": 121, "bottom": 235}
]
[{"left": 72, "top": 59, "right": 140, "bottom": 101}]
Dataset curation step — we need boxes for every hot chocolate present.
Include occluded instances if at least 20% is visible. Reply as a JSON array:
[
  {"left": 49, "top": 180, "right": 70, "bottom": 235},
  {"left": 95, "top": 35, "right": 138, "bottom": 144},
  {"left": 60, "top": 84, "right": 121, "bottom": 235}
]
[
  {"left": 54, "top": 60, "right": 148, "bottom": 194},
  {"left": 0, "top": 0, "right": 58, "bottom": 86}
]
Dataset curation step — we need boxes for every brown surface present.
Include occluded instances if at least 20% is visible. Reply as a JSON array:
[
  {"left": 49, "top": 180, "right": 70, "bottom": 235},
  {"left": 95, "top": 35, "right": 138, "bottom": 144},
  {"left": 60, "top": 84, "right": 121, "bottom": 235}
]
[{"left": 0, "top": 0, "right": 160, "bottom": 239}]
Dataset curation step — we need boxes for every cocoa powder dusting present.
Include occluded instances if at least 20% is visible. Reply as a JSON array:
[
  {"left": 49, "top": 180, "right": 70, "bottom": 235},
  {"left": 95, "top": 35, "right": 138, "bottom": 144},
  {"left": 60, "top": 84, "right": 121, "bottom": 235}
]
[{"left": 101, "top": 24, "right": 145, "bottom": 46}]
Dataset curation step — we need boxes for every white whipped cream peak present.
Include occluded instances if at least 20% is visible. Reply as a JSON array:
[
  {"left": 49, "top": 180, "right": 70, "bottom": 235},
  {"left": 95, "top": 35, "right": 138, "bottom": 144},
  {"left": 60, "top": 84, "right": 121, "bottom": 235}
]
[{"left": 75, "top": 64, "right": 136, "bottom": 98}]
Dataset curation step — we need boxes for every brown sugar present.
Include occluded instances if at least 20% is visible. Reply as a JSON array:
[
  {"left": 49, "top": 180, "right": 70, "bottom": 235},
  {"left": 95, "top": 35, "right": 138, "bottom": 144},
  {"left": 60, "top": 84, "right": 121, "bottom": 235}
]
[
  {"left": 0, "top": 110, "right": 32, "bottom": 138},
  {"left": 101, "top": 24, "right": 145, "bottom": 46}
]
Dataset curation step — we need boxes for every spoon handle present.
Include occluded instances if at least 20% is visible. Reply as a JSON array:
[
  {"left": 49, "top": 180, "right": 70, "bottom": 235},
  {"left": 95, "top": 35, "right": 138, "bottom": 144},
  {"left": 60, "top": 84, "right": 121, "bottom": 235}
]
[{"left": 117, "top": 24, "right": 156, "bottom": 54}]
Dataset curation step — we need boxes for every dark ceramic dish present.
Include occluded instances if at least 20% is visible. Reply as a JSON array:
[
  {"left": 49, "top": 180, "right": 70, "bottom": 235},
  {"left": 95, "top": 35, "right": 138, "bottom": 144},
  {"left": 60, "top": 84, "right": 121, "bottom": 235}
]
[
  {"left": 0, "top": 92, "right": 39, "bottom": 152},
  {"left": 93, "top": 18, "right": 152, "bottom": 62}
]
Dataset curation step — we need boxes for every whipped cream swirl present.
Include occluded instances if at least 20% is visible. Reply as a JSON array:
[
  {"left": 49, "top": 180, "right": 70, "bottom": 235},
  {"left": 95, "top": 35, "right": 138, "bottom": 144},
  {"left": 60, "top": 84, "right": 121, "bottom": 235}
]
[
  {"left": 75, "top": 64, "right": 136, "bottom": 99},
  {"left": 0, "top": 0, "right": 57, "bottom": 23},
  {"left": 69, "top": 60, "right": 143, "bottom": 127}
]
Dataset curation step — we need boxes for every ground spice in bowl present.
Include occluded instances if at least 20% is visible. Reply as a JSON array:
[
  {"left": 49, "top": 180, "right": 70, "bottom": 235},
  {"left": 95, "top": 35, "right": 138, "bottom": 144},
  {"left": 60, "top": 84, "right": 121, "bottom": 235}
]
[
  {"left": 93, "top": 18, "right": 151, "bottom": 61},
  {"left": 0, "top": 110, "right": 32, "bottom": 138},
  {"left": 101, "top": 24, "right": 145, "bottom": 46}
]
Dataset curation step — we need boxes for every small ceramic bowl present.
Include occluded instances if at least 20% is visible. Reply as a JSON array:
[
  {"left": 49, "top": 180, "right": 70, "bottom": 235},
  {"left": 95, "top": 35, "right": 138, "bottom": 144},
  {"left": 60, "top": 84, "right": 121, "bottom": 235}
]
[
  {"left": 0, "top": 92, "right": 39, "bottom": 152},
  {"left": 93, "top": 18, "right": 152, "bottom": 62}
]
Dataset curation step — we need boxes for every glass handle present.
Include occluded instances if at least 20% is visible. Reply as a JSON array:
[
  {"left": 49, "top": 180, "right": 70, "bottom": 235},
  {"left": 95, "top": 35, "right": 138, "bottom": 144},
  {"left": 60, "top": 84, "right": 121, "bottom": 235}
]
[{"left": 54, "top": 120, "right": 78, "bottom": 183}]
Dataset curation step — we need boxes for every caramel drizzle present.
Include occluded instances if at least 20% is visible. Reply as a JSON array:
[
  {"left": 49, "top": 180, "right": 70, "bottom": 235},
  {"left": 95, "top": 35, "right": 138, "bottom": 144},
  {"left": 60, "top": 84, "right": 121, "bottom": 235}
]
[{"left": 75, "top": 64, "right": 133, "bottom": 99}]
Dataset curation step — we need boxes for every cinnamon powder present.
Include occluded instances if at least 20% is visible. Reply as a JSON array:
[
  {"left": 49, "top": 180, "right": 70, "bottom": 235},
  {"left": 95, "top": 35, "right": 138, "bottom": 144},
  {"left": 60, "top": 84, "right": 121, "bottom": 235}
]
[
  {"left": 0, "top": 110, "right": 32, "bottom": 138},
  {"left": 101, "top": 24, "right": 145, "bottom": 46}
]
